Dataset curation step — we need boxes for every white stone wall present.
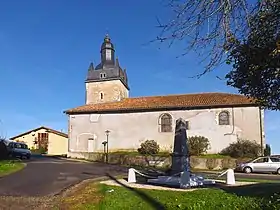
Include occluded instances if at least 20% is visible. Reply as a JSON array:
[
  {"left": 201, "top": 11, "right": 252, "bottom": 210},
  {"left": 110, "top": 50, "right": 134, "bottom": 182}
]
[{"left": 68, "top": 106, "right": 264, "bottom": 154}]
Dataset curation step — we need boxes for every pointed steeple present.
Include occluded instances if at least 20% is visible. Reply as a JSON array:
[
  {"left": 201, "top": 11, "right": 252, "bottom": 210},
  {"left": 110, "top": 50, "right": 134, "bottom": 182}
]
[
  {"left": 85, "top": 35, "right": 129, "bottom": 92},
  {"left": 116, "top": 57, "right": 120, "bottom": 67},
  {"left": 88, "top": 62, "right": 94, "bottom": 71}
]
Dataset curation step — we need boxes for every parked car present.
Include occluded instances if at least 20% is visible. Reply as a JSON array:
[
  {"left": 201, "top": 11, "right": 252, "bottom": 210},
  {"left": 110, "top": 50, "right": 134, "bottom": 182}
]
[
  {"left": 235, "top": 156, "right": 280, "bottom": 174},
  {"left": 4, "top": 141, "right": 31, "bottom": 159}
]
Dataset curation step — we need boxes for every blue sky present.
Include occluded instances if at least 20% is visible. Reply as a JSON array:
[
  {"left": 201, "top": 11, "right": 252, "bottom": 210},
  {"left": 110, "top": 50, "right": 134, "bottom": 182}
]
[{"left": 0, "top": 1, "right": 279, "bottom": 153}]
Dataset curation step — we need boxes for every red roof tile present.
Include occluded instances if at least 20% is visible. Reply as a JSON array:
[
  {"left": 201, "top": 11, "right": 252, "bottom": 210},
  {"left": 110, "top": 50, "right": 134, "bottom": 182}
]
[{"left": 64, "top": 93, "right": 257, "bottom": 114}]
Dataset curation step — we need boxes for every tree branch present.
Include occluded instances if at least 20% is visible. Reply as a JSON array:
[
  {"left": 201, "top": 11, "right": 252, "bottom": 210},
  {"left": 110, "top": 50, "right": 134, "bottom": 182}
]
[{"left": 155, "top": 0, "right": 261, "bottom": 76}]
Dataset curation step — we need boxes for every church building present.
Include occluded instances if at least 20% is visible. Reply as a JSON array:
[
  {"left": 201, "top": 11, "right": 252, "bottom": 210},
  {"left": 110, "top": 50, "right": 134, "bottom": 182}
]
[{"left": 65, "top": 35, "right": 265, "bottom": 158}]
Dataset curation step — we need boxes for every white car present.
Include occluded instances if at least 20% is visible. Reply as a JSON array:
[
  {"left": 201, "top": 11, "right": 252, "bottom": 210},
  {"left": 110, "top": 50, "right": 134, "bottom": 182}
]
[{"left": 235, "top": 156, "right": 280, "bottom": 174}]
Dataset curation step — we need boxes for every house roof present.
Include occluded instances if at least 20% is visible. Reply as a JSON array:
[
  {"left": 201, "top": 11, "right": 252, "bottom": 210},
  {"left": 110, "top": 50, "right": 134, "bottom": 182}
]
[
  {"left": 64, "top": 92, "right": 257, "bottom": 114},
  {"left": 10, "top": 126, "right": 68, "bottom": 140}
]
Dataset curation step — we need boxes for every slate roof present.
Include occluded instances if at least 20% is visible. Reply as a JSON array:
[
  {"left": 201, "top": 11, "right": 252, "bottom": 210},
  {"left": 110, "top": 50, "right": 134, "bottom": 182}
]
[{"left": 64, "top": 92, "right": 257, "bottom": 114}]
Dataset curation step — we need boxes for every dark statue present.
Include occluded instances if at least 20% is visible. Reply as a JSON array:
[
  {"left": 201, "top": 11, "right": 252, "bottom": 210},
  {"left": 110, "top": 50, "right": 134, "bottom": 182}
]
[
  {"left": 170, "top": 118, "right": 190, "bottom": 175},
  {"left": 146, "top": 118, "right": 215, "bottom": 187}
]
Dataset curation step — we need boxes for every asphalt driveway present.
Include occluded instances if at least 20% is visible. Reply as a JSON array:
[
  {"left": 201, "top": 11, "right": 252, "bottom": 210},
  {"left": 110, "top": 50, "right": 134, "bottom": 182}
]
[{"left": 0, "top": 156, "right": 127, "bottom": 197}]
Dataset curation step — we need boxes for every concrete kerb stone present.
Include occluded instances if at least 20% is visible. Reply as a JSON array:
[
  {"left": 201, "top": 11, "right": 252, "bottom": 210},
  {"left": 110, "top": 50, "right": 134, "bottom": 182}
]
[
  {"left": 100, "top": 179, "right": 201, "bottom": 192},
  {"left": 60, "top": 158, "right": 92, "bottom": 163},
  {"left": 41, "top": 154, "right": 92, "bottom": 163},
  {"left": 100, "top": 178, "right": 260, "bottom": 192}
]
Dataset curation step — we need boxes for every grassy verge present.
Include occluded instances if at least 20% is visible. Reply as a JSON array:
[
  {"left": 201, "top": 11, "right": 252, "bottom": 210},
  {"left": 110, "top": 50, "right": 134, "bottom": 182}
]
[
  {"left": 59, "top": 180, "right": 280, "bottom": 210},
  {"left": 215, "top": 177, "right": 280, "bottom": 183},
  {"left": 109, "top": 152, "right": 230, "bottom": 158},
  {"left": 110, "top": 151, "right": 170, "bottom": 157},
  {"left": 195, "top": 154, "right": 230, "bottom": 159},
  {"left": 0, "top": 159, "right": 25, "bottom": 177}
]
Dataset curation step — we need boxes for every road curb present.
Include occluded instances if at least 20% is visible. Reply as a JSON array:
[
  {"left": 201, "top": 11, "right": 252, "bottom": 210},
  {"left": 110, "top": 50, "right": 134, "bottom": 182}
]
[
  {"left": 62, "top": 158, "right": 93, "bottom": 163},
  {"left": 41, "top": 154, "right": 93, "bottom": 163}
]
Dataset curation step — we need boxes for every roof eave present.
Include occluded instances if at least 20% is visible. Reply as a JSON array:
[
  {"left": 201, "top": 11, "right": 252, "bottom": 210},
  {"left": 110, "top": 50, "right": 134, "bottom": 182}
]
[
  {"left": 64, "top": 103, "right": 259, "bottom": 115},
  {"left": 10, "top": 126, "right": 68, "bottom": 140},
  {"left": 85, "top": 78, "right": 130, "bottom": 90}
]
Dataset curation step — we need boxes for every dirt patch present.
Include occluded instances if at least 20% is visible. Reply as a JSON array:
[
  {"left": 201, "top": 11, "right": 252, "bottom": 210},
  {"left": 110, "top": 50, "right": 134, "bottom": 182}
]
[
  {"left": 0, "top": 177, "right": 109, "bottom": 210},
  {"left": 0, "top": 196, "right": 58, "bottom": 210},
  {"left": 56, "top": 177, "right": 110, "bottom": 209},
  {"left": 58, "top": 183, "right": 103, "bottom": 210}
]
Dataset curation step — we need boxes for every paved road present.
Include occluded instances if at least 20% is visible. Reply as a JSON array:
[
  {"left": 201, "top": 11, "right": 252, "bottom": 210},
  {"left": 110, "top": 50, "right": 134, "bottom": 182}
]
[
  {"left": 1, "top": 156, "right": 280, "bottom": 197},
  {"left": 197, "top": 171, "right": 280, "bottom": 181},
  {"left": 0, "top": 156, "right": 126, "bottom": 197}
]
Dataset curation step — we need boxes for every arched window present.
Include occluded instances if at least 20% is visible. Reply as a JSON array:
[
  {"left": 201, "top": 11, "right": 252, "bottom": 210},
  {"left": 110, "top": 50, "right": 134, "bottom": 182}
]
[
  {"left": 218, "top": 111, "right": 230, "bottom": 125},
  {"left": 100, "top": 72, "right": 106, "bottom": 79},
  {"left": 160, "top": 113, "right": 172, "bottom": 132},
  {"left": 100, "top": 92, "right": 104, "bottom": 100}
]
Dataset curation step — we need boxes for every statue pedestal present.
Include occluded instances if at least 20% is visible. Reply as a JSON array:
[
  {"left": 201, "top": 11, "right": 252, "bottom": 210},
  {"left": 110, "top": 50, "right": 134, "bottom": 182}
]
[
  {"left": 170, "top": 153, "right": 190, "bottom": 175},
  {"left": 147, "top": 172, "right": 215, "bottom": 188}
]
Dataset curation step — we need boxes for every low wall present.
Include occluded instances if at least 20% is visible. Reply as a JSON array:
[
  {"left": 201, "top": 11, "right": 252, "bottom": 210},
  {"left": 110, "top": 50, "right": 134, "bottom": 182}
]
[{"left": 67, "top": 152, "right": 249, "bottom": 170}]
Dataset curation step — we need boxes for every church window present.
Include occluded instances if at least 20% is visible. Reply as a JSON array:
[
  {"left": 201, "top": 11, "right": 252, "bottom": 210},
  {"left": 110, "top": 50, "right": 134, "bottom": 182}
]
[
  {"left": 160, "top": 113, "right": 172, "bottom": 132},
  {"left": 218, "top": 111, "right": 230, "bottom": 125},
  {"left": 100, "top": 92, "right": 104, "bottom": 100},
  {"left": 100, "top": 73, "right": 106, "bottom": 79}
]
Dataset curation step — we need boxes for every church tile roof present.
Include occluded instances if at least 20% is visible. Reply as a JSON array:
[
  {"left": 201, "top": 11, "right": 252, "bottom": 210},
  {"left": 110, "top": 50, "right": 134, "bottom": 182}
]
[{"left": 64, "top": 93, "right": 257, "bottom": 114}]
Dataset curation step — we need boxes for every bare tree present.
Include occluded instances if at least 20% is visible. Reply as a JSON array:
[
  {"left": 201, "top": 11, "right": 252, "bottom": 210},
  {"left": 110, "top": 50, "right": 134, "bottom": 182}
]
[{"left": 155, "top": 0, "right": 265, "bottom": 77}]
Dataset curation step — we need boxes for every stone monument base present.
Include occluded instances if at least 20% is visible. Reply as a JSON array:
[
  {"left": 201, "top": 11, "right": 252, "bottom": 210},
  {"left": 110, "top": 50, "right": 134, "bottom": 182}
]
[
  {"left": 147, "top": 171, "right": 216, "bottom": 189},
  {"left": 146, "top": 118, "right": 215, "bottom": 189}
]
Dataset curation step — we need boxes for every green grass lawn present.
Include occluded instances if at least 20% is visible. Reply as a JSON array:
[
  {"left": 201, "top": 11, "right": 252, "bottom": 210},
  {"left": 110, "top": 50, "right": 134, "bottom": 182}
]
[
  {"left": 59, "top": 181, "right": 280, "bottom": 210},
  {"left": 0, "top": 160, "right": 25, "bottom": 177},
  {"left": 217, "top": 177, "right": 280, "bottom": 183},
  {"left": 195, "top": 154, "right": 230, "bottom": 159}
]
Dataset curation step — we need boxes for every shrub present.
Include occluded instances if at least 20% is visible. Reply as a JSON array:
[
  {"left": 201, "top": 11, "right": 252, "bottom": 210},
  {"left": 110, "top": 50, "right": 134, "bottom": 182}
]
[
  {"left": 0, "top": 140, "right": 9, "bottom": 160},
  {"left": 138, "top": 140, "right": 160, "bottom": 155},
  {"left": 31, "top": 147, "right": 47, "bottom": 154},
  {"left": 220, "top": 139, "right": 261, "bottom": 158},
  {"left": 264, "top": 144, "right": 271, "bottom": 156},
  {"left": 187, "top": 136, "right": 210, "bottom": 156}
]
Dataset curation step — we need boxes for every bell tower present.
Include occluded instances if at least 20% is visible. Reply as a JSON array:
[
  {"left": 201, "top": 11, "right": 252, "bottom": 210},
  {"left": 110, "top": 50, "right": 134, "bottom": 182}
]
[
  {"left": 101, "top": 34, "right": 115, "bottom": 66},
  {"left": 85, "top": 34, "right": 129, "bottom": 104}
]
